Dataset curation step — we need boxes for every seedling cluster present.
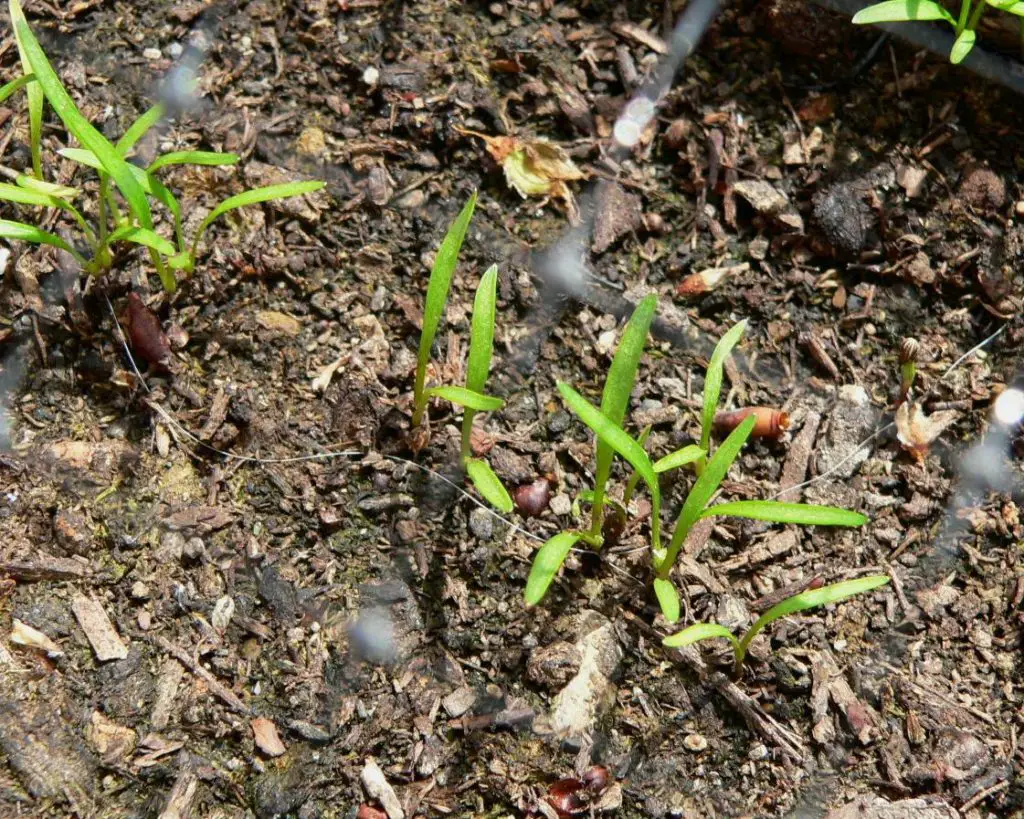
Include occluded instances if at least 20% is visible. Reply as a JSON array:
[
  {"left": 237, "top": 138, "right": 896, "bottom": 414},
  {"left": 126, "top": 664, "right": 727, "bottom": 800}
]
[
  {"left": 411, "top": 205, "right": 887, "bottom": 669},
  {"left": 0, "top": 0, "right": 322, "bottom": 293},
  {"left": 853, "top": 0, "right": 1024, "bottom": 64}
]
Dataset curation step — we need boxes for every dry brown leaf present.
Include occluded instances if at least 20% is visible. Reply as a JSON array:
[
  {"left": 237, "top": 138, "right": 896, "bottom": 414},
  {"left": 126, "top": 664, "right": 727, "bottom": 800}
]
[
  {"left": 895, "top": 401, "right": 958, "bottom": 462},
  {"left": 456, "top": 127, "right": 584, "bottom": 222}
]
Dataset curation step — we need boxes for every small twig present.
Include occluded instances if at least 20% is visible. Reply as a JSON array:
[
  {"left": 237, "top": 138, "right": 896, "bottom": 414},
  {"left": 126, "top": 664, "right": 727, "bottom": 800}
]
[{"left": 151, "top": 634, "right": 251, "bottom": 715}]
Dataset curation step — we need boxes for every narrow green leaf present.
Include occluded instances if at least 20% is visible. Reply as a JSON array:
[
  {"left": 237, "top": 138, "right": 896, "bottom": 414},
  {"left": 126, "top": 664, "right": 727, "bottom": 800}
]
[
  {"left": 621, "top": 423, "right": 653, "bottom": 508},
  {"left": 466, "top": 458, "right": 513, "bottom": 513},
  {"left": 148, "top": 150, "right": 240, "bottom": 173},
  {"left": 653, "top": 445, "right": 706, "bottom": 474},
  {"left": 988, "top": 0, "right": 1024, "bottom": 14},
  {"left": 663, "top": 414, "right": 756, "bottom": 573},
  {"left": 14, "top": 16, "right": 153, "bottom": 227},
  {"left": 524, "top": 531, "right": 581, "bottom": 605},
  {"left": 558, "top": 382, "right": 662, "bottom": 552},
  {"left": 0, "top": 72, "right": 34, "bottom": 105},
  {"left": 116, "top": 103, "right": 166, "bottom": 156},
  {"left": 0, "top": 218, "right": 85, "bottom": 263},
  {"left": 700, "top": 320, "right": 747, "bottom": 455},
  {"left": 0, "top": 181, "right": 62, "bottom": 208},
  {"left": 950, "top": 29, "right": 976, "bottom": 63},
  {"left": 107, "top": 225, "right": 177, "bottom": 257},
  {"left": 413, "top": 191, "right": 477, "bottom": 425},
  {"left": 190, "top": 180, "right": 326, "bottom": 257},
  {"left": 700, "top": 500, "right": 868, "bottom": 527},
  {"left": 663, "top": 622, "right": 741, "bottom": 651},
  {"left": 466, "top": 264, "right": 498, "bottom": 395},
  {"left": 653, "top": 578, "right": 681, "bottom": 623},
  {"left": 591, "top": 294, "right": 658, "bottom": 532},
  {"left": 16, "top": 175, "right": 78, "bottom": 200},
  {"left": 59, "top": 148, "right": 182, "bottom": 236},
  {"left": 851, "top": 0, "right": 955, "bottom": 23},
  {"left": 736, "top": 575, "right": 890, "bottom": 667},
  {"left": 9, "top": 0, "right": 43, "bottom": 177},
  {"left": 427, "top": 385, "right": 503, "bottom": 412}
]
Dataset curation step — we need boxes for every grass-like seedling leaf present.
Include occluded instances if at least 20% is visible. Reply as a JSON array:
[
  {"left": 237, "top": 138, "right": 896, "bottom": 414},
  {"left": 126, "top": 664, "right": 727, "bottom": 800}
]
[
  {"left": 116, "top": 103, "right": 165, "bottom": 156},
  {"left": 653, "top": 444, "right": 706, "bottom": 474},
  {"left": 461, "top": 264, "right": 498, "bottom": 461},
  {"left": 189, "top": 180, "right": 326, "bottom": 259},
  {"left": 0, "top": 72, "right": 34, "bottom": 105},
  {"left": 0, "top": 219, "right": 85, "bottom": 264},
  {"left": 950, "top": 28, "right": 977, "bottom": 62},
  {"left": 852, "top": 0, "right": 955, "bottom": 22},
  {"left": 525, "top": 531, "right": 582, "bottom": 605},
  {"left": 16, "top": 175, "right": 78, "bottom": 200},
  {"left": 0, "top": 181, "right": 93, "bottom": 241},
  {"left": 653, "top": 578, "right": 681, "bottom": 623},
  {"left": 148, "top": 151, "right": 240, "bottom": 173},
  {"left": 466, "top": 458, "right": 513, "bottom": 513},
  {"left": 14, "top": 16, "right": 153, "bottom": 229},
  {"left": 558, "top": 382, "right": 662, "bottom": 553},
  {"left": 734, "top": 575, "right": 890, "bottom": 668},
  {"left": 413, "top": 192, "right": 477, "bottom": 426},
  {"left": 9, "top": 1, "right": 42, "bottom": 177},
  {"left": 107, "top": 225, "right": 177, "bottom": 257},
  {"left": 427, "top": 385, "right": 503, "bottom": 412},
  {"left": 589, "top": 294, "right": 657, "bottom": 538},
  {"left": 663, "top": 622, "right": 739, "bottom": 651},
  {"left": 660, "top": 414, "right": 755, "bottom": 575},
  {"left": 663, "top": 575, "right": 890, "bottom": 674},
  {"left": 699, "top": 500, "right": 868, "bottom": 527},
  {"left": 699, "top": 319, "right": 747, "bottom": 466}
]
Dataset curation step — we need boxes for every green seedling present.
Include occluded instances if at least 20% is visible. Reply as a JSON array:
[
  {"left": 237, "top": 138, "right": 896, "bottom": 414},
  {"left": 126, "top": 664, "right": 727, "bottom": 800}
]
[
  {"left": 898, "top": 337, "right": 919, "bottom": 404},
  {"left": 412, "top": 192, "right": 477, "bottom": 427},
  {"left": 696, "top": 319, "right": 747, "bottom": 475},
  {"left": 852, "top": 0, "right": 1024, "bottom": 64},
  {"left": 524, "top": 296, "right": 665, "bottom": 606},
  {"left": 663, "top": 575, "right": 890, "bottom": 675},
  {"left": 525, "top": 316, "right": 868, "bottom": 620},
  {"left": 1, "top": 0, "right": 323, "bottom": 292},
  {"left": 425, "top": 264, "right": 513, "bottom": 513}
]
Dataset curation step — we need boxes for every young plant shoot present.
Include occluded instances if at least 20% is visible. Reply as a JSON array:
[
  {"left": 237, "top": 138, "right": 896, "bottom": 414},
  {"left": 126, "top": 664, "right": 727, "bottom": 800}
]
[
  {"left": 852, "top": 0, "right": 1024, "bottom": 64},
  {"left": 426, "top": 264, "right": 513, "bottom": 513},
  {"left": 525, "top": 315, "right": 869, "bottom": 623},
  {"left": 1, "top": 0, "right": 323, "bottom": 292},
  {"left": 663, "top": 575, "right": 890, "bottom": 675},
  {"left": 412, "top": 192, "right": 477, "bottom": 427}
]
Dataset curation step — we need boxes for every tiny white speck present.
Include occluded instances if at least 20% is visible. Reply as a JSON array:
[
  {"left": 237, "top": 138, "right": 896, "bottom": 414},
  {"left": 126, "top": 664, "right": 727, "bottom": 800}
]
[{"left": 993, "top": 387, "right": 1024, "bottom": 426}]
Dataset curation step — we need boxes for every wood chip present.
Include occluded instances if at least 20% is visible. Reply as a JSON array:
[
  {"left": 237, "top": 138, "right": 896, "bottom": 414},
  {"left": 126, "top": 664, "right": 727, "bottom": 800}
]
[
  {"left": 161, "top": 505, "right": 234, "bottom": 534},
  {"left": 0, "top": 555, "right": 90, "bottom": 581},
  {"left": 198, "top": 387, "right": 230, "bottom": 441},
  {"left": 151, "top": 635, "right": 250, "bottom": 715},
  {"left": 151, "top": 659, "right": 185, "bottom": 730},
  {"left": 610, "top": 20, "right": 667, "bottom": 54},
  {"left": 251, "top": 717, "right": 287, "bottom": 757},
  {"left": 10, "top": 618, "right": 63, "bottom": 656},
  {"left": 72, "top": 593, "right": 128, "bottom": 661},
  {"left": 361, "top": 757, "right": 405, "bottom": 819},
  {"left": 158, "top": 757, "right": 199, "bottom": 819},
  {"left": 88, "top": 711, "right": 136, "bottom": 764},
  {"left": 777, "top": 411, "right": 822, "bottom": 501}
]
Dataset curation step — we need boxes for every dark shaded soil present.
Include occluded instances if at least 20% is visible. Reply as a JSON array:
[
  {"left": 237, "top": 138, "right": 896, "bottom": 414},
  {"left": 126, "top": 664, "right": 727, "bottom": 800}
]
[{"left": 0, "top": 1, "right": 1022, "bottom": 817}]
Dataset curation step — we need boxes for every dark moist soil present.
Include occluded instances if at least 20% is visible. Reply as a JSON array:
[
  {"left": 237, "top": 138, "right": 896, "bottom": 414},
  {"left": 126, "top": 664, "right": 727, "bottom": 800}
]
[{"left": 1, "top": 1, "right": 1022, "bottom": 817}]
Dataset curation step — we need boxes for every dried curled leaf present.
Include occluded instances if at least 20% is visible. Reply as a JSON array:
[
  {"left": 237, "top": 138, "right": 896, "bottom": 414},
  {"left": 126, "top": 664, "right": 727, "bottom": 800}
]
[
  {"left": 457, "top": 128, "right": 584, "bottom": 222},
  {"left": 895, "top": 401, "right": 958, "bottom": 461}
]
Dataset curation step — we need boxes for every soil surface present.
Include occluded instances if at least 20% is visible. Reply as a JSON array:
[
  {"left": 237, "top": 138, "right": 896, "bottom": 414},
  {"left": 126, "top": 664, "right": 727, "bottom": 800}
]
[{"left": 0, "top": 1, "right": 1022, "bottom": 817}]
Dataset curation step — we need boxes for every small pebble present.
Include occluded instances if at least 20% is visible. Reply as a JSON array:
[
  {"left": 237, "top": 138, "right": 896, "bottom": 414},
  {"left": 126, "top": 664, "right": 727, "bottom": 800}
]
[
  {"left": 168, "top": 42, "right": 183, "bottom": 58},
  {"left": 130, "top": 581, "right": 150, "bottom": 600},
  {"left": 469, "top": 507, "right": 493, "bottom": 540},
  {"left": 362, "top": 66, "right": 380, "bottom": 86},
  {"left": 143, "top": 47, "right": 162, "bottom": 60},
  {"left": 684, "top": 734, "right": 708, "bottom": 752},
  {"left": 549, "top": 493, "right": 572, "bottom": 516},
  {"left": 137, "top": 610, "right": 152, "bottom": 630},
  {"left": 748, "top": 743, "right": 769, "bottom": 761}
]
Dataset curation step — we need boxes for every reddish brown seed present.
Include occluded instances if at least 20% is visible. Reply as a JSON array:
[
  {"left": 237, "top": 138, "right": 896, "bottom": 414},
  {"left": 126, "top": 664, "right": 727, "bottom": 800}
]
[
  {"left": 125, "top": 292, "right": 171, "bottom": 369},
  {"left": 581, "top": 764, "right": 611, "bottom": 792},
  {"left": 713, "top": 407, "right": 790, "bottom": 439},
  {"left": 514, "top": 478, "right": 551, "bottom": 517},
  {"left": 545, "top": 778, "right": 586, "bottom": 816},
  {"left": 676, "top": 267, "right": 730, "bottom": 296},
  {"left": 356, "top": 806, "right": 388, "bottom": 819}
]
